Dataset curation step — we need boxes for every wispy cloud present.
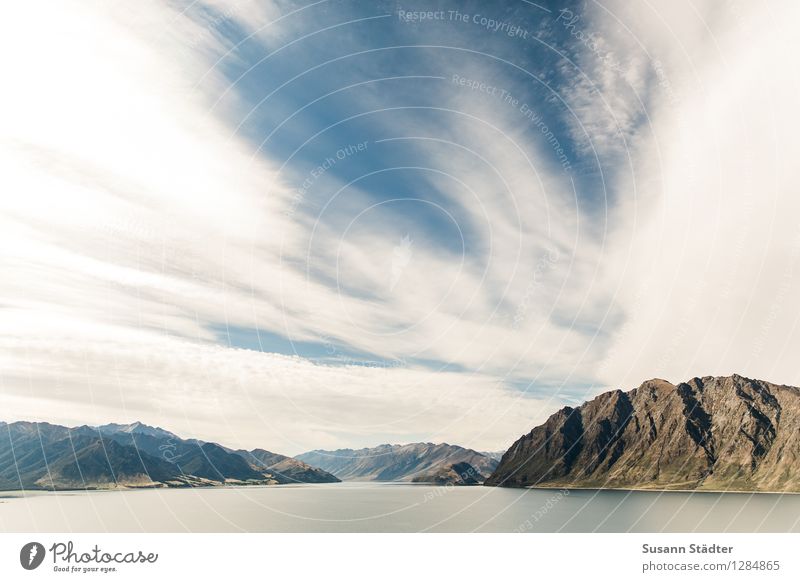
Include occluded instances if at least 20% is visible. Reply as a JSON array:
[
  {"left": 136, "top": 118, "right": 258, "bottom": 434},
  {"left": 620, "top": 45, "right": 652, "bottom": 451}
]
[
  {"left": 1, "top": 0, "right": 798, "bottom": 453},
  {"left": 594, "top": 0, "right": 800, "bottom": 388},
  {"left": 0, "top": 0, "right": 571, "bottom": 451}
]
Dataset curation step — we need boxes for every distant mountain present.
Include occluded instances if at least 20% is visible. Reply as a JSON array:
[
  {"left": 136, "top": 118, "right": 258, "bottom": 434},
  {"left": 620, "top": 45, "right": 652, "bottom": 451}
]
[
  {"left": 97, "top": 421, "right": 178, "bottom": 441},
  {"left": 411, "top": 462, "right": 484, "bottom": 485},
  {"left": 480, "top": 451, "right": 506, "bottom": 461},
  {"left": 236, "top": 449, "right": 340, "bottom": 484},
  {"left": 296, "top": 443, "right": 498, "bottom": 481},
  {"left": 487, "top": 375, "right": 800, "bottom": 492},
  {"left": 0, "top": 421, "right": 337, "bottom": 490}
]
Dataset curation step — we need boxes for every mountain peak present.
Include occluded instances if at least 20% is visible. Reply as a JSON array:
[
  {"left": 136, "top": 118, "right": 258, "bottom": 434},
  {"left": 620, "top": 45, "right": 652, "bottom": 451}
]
[
  {"left": 487, "top": 374, "right": 800, "bottom": 492},
  {"left": 96, "top": 421, "right": 178, "bottom": 440}
]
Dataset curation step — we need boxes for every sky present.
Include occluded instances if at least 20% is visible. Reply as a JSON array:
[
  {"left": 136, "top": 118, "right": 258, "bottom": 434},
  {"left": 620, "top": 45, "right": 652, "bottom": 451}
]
[{"left": 1, "top": 0, "right": 799, "bottom": 455}]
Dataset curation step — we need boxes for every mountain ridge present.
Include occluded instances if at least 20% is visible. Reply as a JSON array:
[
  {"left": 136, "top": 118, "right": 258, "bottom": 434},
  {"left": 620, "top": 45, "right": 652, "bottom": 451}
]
[
  {"left": 486, "top": 374, "right": 800, "bottom": 492},
  {"left": 0, "top": 420, "right": 339, "bottom": 490},
  {"left": 296, "top": 442, "right": 498, "bottom": 481}
]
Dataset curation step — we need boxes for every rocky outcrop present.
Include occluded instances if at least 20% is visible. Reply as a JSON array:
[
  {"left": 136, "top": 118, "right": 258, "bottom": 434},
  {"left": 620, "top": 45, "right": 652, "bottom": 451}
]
[
  {"left": 486, "top": 375, "right": 800, "bottom": 492},
  {"left": 297, "top": 443, "right": 498, "bottom": 482}
]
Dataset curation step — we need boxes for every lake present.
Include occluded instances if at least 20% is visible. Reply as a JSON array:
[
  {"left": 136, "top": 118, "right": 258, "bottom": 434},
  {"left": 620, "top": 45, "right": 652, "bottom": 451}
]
[{"left": 2, "top": 483, "right": 799, "bottom": 532}]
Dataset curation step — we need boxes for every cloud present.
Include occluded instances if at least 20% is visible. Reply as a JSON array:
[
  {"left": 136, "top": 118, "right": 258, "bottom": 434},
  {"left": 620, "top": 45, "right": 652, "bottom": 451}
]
[
  {"left": 550, "top": 4, "right": 652, "bottom": 164},
  {"left": 2, "top": 0, "right": 797, "bottom": 455},
  {"left": 595, "top": 0, "right": 800, "bottom": 388},
  {"left": 0, "top": 0, "right": 575, "bottom": 451},
  {"left": 0, "top": 318, "right": 550, "bottom": 454}
]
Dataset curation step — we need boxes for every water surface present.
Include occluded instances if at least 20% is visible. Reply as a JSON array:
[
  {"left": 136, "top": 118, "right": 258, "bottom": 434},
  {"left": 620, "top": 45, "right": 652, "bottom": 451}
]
[{"left": 1, "top": 483, "right": 798, "bottom": 532}]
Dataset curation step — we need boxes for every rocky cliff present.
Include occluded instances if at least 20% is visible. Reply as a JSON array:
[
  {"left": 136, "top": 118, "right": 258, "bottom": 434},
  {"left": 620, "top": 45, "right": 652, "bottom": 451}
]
[{"left": 486, "top": 375, "right": 800, "bottom": 492}]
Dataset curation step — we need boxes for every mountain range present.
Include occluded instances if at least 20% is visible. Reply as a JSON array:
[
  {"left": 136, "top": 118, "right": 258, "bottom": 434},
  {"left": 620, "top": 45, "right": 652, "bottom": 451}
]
[
  {"left": 486, "top": 374, "right": 800, "bottom": 492},
  {"left": 5, "top": 374, "right": 797, "bottom": 493},
  {"left": 0, "top": 419, "right": 499, "bottom": 490},
  {"left": 0, "top": 421, "right": 339, "bottom": 490},
  {"left": 296, "top": 443, "right": 499, "bottom": 482}
]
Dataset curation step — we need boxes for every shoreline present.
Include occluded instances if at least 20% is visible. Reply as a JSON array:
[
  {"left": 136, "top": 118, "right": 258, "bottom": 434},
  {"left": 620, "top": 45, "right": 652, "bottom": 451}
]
[
  {"left": 3, "top": 481, "right": 800, "bottom": 496},
  {"left": 524, "top": 484, "right": 800, "bottom": 496}
]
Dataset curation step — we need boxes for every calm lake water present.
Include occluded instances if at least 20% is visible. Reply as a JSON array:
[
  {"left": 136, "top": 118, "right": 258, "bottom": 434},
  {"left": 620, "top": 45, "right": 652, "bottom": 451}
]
[{"left": 2, "top": 483, "right": 799, "bottom": 532}]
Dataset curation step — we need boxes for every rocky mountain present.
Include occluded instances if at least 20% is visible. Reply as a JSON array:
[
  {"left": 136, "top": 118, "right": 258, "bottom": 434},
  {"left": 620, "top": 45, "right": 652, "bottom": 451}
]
[
  {"left": 411, "top": 461, "right": 484, "bottom": 485},
  {"left": 486, "top": 375, "right": 800, "bottom": 492},
  {"left": 0, "top": 421, "right": 337, "bottom": 490},
  {"left": 296, "top": 443, "right": 498, "bottom": 481}
]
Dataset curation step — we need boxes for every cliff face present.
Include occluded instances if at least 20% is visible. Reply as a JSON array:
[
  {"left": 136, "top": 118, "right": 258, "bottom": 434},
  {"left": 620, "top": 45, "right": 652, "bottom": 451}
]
[{"left": 486, "top": 375, "right": 800, "bottom": 492}]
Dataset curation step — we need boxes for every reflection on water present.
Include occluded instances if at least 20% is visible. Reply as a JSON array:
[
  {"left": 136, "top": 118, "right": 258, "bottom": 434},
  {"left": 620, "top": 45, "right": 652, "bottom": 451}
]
[{"left": 1, "top": 483, "right": 799, "bottom": 533}]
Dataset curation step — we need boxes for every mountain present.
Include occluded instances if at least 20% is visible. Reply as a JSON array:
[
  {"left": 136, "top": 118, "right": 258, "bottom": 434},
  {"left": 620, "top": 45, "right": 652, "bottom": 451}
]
[
  {"left": 480, "top": 451, "right": 506, "bottom": 461},
  {"left": 486, "top": 375, "right": 800, "bottom": 492},
  {"left": 0, "top": 423, "right": 184, "bottom": 490},
  {"left": 97, "top": 421, "right": 178, "bottom": 441},
  {"left": 296, "top": 443, "right": 499, "bottom": 481},
  {"left": 236, "top": 449, "right": 340, "bottom": 484},
  {"left": 411, "top": 462, "right": 484, "bottom": 485},
  {"left": 172, "top": 442, "right": 265, "bottom": 482},
  {"left": 36, "top": 437, "right": 182, "bottom": 489},
  {"left": 0, "top": 421, "right": 338, "bottom": 490}
]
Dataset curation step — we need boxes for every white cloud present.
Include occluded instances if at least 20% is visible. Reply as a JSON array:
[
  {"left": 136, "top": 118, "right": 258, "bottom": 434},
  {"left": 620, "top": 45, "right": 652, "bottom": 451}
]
[
  {"left": 0, "top": 319, "right": 549, "bottom": 454},
  {"left": 596, "top": 0, "right": 800, "bottom": 389},
  {"left": 2, "top": 0, "right": 797, "bottom": 456},
  {"left": 0, "top": 0, "right": 571, "bottom": 451}
]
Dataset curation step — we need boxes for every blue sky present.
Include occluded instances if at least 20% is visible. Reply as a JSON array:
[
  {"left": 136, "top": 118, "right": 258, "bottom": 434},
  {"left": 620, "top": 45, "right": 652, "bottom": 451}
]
[
  {"left": 2, "top": 0, "right": 799, "bottom": 454},
  {"left": 204, "top": 0, "right": 629, "bottom": 378}
]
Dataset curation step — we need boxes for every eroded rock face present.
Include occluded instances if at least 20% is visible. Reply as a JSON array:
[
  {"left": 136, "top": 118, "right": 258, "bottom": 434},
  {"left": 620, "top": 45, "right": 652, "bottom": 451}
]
[{"left": 486, "top": 375, "right": 800, "bottom": 492}]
